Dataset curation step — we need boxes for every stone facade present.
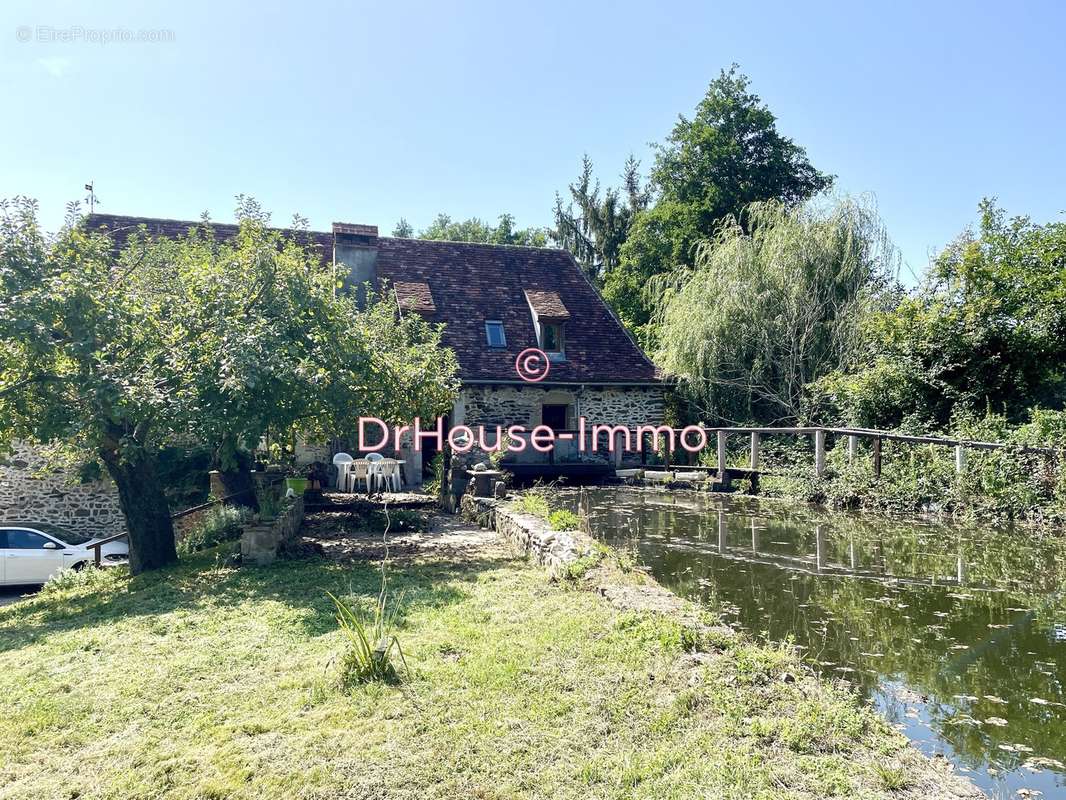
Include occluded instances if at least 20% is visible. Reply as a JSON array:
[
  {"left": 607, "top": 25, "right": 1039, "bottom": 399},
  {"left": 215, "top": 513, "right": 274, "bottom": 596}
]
[
  {"left": 457, "top": 384, "right": 664, "bottom": 430},
  {"left": 0, "top": 441, "right": 126, "bottom": 537},
  {"left": 454, "top": 383, "right": 665, "bottom": 467}
]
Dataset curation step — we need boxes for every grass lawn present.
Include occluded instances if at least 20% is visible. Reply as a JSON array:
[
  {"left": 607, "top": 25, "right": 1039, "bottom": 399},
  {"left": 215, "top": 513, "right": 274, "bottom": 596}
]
[{"left": 0, "top": 523, "right": 975, "bottom": 800}]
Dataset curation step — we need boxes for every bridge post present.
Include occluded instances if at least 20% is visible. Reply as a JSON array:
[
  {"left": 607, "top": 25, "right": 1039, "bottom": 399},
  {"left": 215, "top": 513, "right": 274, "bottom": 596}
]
[
  {"left": 872, "top": 437, "right": 882, "bottom": 477},
  {"left": 847, "top": 434, "right": 858, "bottom": 463},
  {"left": 814, "top": 430, "right": 826, "bottom": 477},
  {"left": 954, "top": 444, "right": 966, "bottom": 475},
  {"left": 612, "top": 430, "right": 625, "bottom": 469},
  {"left": 717, "top": 430, "right": 728, "bottom": 480},
  {"left": 749, "top": 432, "right": 760, "bottom": 469}
]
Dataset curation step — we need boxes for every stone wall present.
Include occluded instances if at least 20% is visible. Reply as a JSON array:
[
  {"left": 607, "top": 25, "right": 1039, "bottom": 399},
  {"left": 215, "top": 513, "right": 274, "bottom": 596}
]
[
  {"left": 578, "top": 386, "right": 666, "bottom": 429},
  {"left": 240, "top": 495, "right": 305, "bottom": 566},
  {"left": 294, "top": 439, "right": 331, "bottom": 467},
  {"left": 0, "top": 441, "right": 125, "bottom": 537},
  {"left": 458, "top": 384, "right": 665, "bottom": 430},
  {"left": 461, "top": 494, "right": 595, "bottom": 577},
  {"left": 454, "top": 383, "right": 665, "bottom": 469}
]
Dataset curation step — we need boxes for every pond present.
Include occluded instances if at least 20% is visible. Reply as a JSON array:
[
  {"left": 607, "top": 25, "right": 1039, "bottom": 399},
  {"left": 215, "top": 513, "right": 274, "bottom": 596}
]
[{"left": 559, "top": 486, "right": 1066, "bottom": 800}]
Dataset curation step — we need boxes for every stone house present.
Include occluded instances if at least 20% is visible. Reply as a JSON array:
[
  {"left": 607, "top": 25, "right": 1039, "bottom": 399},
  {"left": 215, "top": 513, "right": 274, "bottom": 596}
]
[{"left": 0, "top": 214, "right": 665, "bottom": 527}]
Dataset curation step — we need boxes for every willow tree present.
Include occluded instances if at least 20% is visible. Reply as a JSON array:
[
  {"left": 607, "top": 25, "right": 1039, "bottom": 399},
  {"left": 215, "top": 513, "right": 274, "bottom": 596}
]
[
  {"left": 0, "top": 197, "right": 457, "bottom": 574},
  {"left": 654, "top": 198, "right": 896, "bottom": 423}
]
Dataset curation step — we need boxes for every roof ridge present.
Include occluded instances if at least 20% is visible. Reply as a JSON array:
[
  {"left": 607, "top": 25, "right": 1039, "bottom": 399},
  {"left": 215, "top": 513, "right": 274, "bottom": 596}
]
[
  {"left": 86, "top": 213, "right": 325, "bottom": 240},
  {"left": 88, "top": 214, "right": 563, "bottom": 254},
  {"left": 88, "top": 212, "right": 236, "bottom": 228},
  {"left": 379, "top": 236, "right": 563, "bottom": 254}
]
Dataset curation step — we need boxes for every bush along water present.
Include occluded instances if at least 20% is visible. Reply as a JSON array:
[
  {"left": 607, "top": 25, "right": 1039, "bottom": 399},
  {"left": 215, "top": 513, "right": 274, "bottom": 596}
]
[
  {"left": 512, "top": 486, "right": 585, "bottom": 531},
  {"left": 759, "top": 409, "right": 1066, "bottom": 524}
]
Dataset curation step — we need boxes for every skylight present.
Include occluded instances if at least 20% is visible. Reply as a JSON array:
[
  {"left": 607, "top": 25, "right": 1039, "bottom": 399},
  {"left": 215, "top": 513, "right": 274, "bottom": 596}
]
[{"left": 485, "top": 320, "right": 506, "bottom": 348}]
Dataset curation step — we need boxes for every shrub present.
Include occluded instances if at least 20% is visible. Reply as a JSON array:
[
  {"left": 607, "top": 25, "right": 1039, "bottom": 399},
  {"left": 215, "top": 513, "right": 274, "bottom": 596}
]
[
  {"left": 514, "top": 491, "right": 550, "bottom": 518},
  {"left": 367, "top": 508, "right": 427, "bottom": 533},
  {"left": 547, "top": 509, "right": 582, "bottom": 531},
  {"left": 179, "top": 505, "right": 251, "bottom": 554},
  {"left": 873, "top": 763, "right": 910, "bottom": 791},
  {"left": 758, "top": 408, "right": 1066, "bottom": 522},
  {"left": 256, "top": 482, "right": 284, "bottom": 519},
  {"left": 156, "top": 445, "right": 213, "bottom": 510},
  {"left": 41, "top": 563, "right": 124, "bottom": 596},
  {"left": 559, "top": 550, "right": 603, "bottom": 581},
  {"left": 423, "top": 451, "right": 444, "bottom": 497},
  {"left": 327, "top": 590, "right": 408, "bottom": 686}
]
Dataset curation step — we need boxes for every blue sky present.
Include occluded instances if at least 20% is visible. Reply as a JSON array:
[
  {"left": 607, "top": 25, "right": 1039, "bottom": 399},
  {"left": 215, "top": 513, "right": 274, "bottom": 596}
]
[{"left": 2, "top": 0, "right": 1064, "bottom": 281}]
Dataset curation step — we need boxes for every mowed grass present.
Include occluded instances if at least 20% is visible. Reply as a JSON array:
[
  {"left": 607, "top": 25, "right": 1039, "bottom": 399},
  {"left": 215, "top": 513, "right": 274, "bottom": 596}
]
[{"left": 0, "top": 545, "right": 937, "bottom": 800}]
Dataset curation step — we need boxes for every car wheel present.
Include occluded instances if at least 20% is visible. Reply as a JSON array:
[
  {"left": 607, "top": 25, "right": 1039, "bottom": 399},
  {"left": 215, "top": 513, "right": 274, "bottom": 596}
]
[{"left": 71, "top": 561, "right": 88, "bottom": 571}]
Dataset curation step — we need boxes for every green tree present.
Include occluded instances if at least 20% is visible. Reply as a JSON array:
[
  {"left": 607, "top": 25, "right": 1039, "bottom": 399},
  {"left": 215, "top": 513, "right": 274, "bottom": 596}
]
[
  {"left": 814, "top": 200, "right": 1066, "bottom": 428},
  {"left": 655, "top": 198, "right": 895, "bottom": 424},
  {"left": 0, "top": 197, "right": 457, "bottom": 574},
  {"left": 391, "top": 218, "right": 414, "bottom": 238},
  {"left": 408, "top": 213, "right": 548, "bottom": 247},
  {"left": 552, "top": 154, "right": 650, "bottom": 283},
  {"left": 603, "top": 66, "right": 833, "bottom": 343}
]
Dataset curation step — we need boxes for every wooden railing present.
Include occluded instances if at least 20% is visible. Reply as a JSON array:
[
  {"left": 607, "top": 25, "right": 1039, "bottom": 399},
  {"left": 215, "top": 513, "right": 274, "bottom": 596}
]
[
  {"left": 654, "top": 425, "right": 1060, "bottom": 478},
  {"left": 85, "top": 532, "right": 129, "bottom": 567},
  {"left": 87, "top": 481, "right": 278, "bottom": 567},
  {"left": 478, "top": 423, "right": 1056, "bottom": 479}
]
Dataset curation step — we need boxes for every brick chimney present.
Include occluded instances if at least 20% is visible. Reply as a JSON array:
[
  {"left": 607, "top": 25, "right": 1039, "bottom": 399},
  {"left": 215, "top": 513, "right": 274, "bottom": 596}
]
[{"left": 332, "top": 222, "right": 378, "bottom": 306}]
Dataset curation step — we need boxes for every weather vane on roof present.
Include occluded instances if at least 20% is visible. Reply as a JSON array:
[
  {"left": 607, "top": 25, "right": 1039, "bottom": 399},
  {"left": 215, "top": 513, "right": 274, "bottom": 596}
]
[{"left": 84, "top": 181, "right": 99, "bottom": 214}]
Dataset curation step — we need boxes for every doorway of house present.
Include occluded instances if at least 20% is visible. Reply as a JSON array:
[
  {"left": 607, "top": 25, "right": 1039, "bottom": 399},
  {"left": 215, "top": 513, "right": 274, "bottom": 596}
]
[{"left": 541, "top": 404, "right": 568, "bottom": 432}]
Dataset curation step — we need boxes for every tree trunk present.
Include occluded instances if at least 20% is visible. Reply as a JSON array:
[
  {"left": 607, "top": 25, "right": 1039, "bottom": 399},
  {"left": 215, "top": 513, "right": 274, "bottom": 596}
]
[{"left": 99, "top": 446, "right": 178, "bottom": 574}]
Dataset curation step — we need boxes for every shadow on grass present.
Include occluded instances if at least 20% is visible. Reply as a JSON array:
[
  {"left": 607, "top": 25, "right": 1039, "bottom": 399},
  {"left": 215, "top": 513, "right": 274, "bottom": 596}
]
[{"left": 0, "top": 546, "right": 517, "bottom": 653}]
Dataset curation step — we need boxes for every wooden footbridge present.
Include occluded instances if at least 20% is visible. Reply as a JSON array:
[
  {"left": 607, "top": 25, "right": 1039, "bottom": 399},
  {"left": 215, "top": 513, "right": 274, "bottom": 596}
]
[{"left": 631, "top": 424, "right": 1060, "bottom": 488}]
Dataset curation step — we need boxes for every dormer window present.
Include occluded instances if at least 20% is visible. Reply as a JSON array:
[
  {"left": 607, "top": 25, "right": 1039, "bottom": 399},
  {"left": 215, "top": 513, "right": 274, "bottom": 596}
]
[
  {"left": 541, "top": 322, "right": 563, "bottom": 354},
  {"left": 394, "top": 281, "right": 435, "bottom": 316},
  {"left": 485, "top": 320, "right": 507, "bottom": 348},
  {"left": 524, "top": 289, "right": 570, "bottom": 361}
]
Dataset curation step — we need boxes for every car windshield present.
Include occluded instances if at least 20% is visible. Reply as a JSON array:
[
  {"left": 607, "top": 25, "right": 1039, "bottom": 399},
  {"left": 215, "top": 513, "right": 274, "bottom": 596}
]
[{"left": 26, "top": 523, "right": 92, "bottom": 545}]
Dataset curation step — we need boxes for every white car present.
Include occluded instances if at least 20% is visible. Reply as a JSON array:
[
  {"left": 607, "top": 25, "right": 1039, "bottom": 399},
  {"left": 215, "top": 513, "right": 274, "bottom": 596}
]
[{"left": 0, "top": 523, "right": 129, "bottom": 586}]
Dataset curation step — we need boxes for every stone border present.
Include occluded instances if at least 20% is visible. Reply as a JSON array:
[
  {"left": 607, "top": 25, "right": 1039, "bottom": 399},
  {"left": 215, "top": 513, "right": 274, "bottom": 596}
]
[
  {"left": 240, "top": 495, "right": 305, "bottom": 566},
  {"left": 460, "top": 494, "right": 595, "bottom": 576}
]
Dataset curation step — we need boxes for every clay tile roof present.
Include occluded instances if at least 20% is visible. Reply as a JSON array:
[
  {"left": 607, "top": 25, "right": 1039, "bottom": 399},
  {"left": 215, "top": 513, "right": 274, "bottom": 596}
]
[
  {"left": 394, "top": 281, "right": 435, "bottom": 313},
  {"left": 84, "top": 213, "right": 661, "bottom": 385},
  {"left": 524, "top": 289, "right": 570, "bottom": 321}
]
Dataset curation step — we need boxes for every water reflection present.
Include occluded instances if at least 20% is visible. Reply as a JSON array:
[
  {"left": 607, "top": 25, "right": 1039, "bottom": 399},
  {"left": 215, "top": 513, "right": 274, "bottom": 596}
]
[{"left": 561, "top": 487, "right": 1066, "bottom": 799}]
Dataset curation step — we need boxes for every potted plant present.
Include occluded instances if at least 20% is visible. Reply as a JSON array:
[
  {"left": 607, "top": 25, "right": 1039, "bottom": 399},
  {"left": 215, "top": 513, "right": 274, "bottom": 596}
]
[{"left": 255, "top": 483, "right": 282, "bottom": 522}]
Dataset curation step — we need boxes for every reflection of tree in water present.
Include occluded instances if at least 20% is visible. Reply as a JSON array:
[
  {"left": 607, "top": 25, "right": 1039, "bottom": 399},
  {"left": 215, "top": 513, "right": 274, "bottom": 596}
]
[{"left": 563, "top": 488, "right": 1066, "bottom": 781}]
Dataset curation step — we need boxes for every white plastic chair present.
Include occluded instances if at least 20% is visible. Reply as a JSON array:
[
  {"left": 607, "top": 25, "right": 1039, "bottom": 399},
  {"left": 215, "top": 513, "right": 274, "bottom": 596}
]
[
  {"left": 332, "top": 452, "right": 354, "bottom": 492},
  {"left": 376, "top": 458, "right": 402, "bottom": 492},
  {"left": 351, "top": 460, "right": 370, "bottom": 493},
  {"left": 365, "top": 453, "right": 385, "bottom": 493}
]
